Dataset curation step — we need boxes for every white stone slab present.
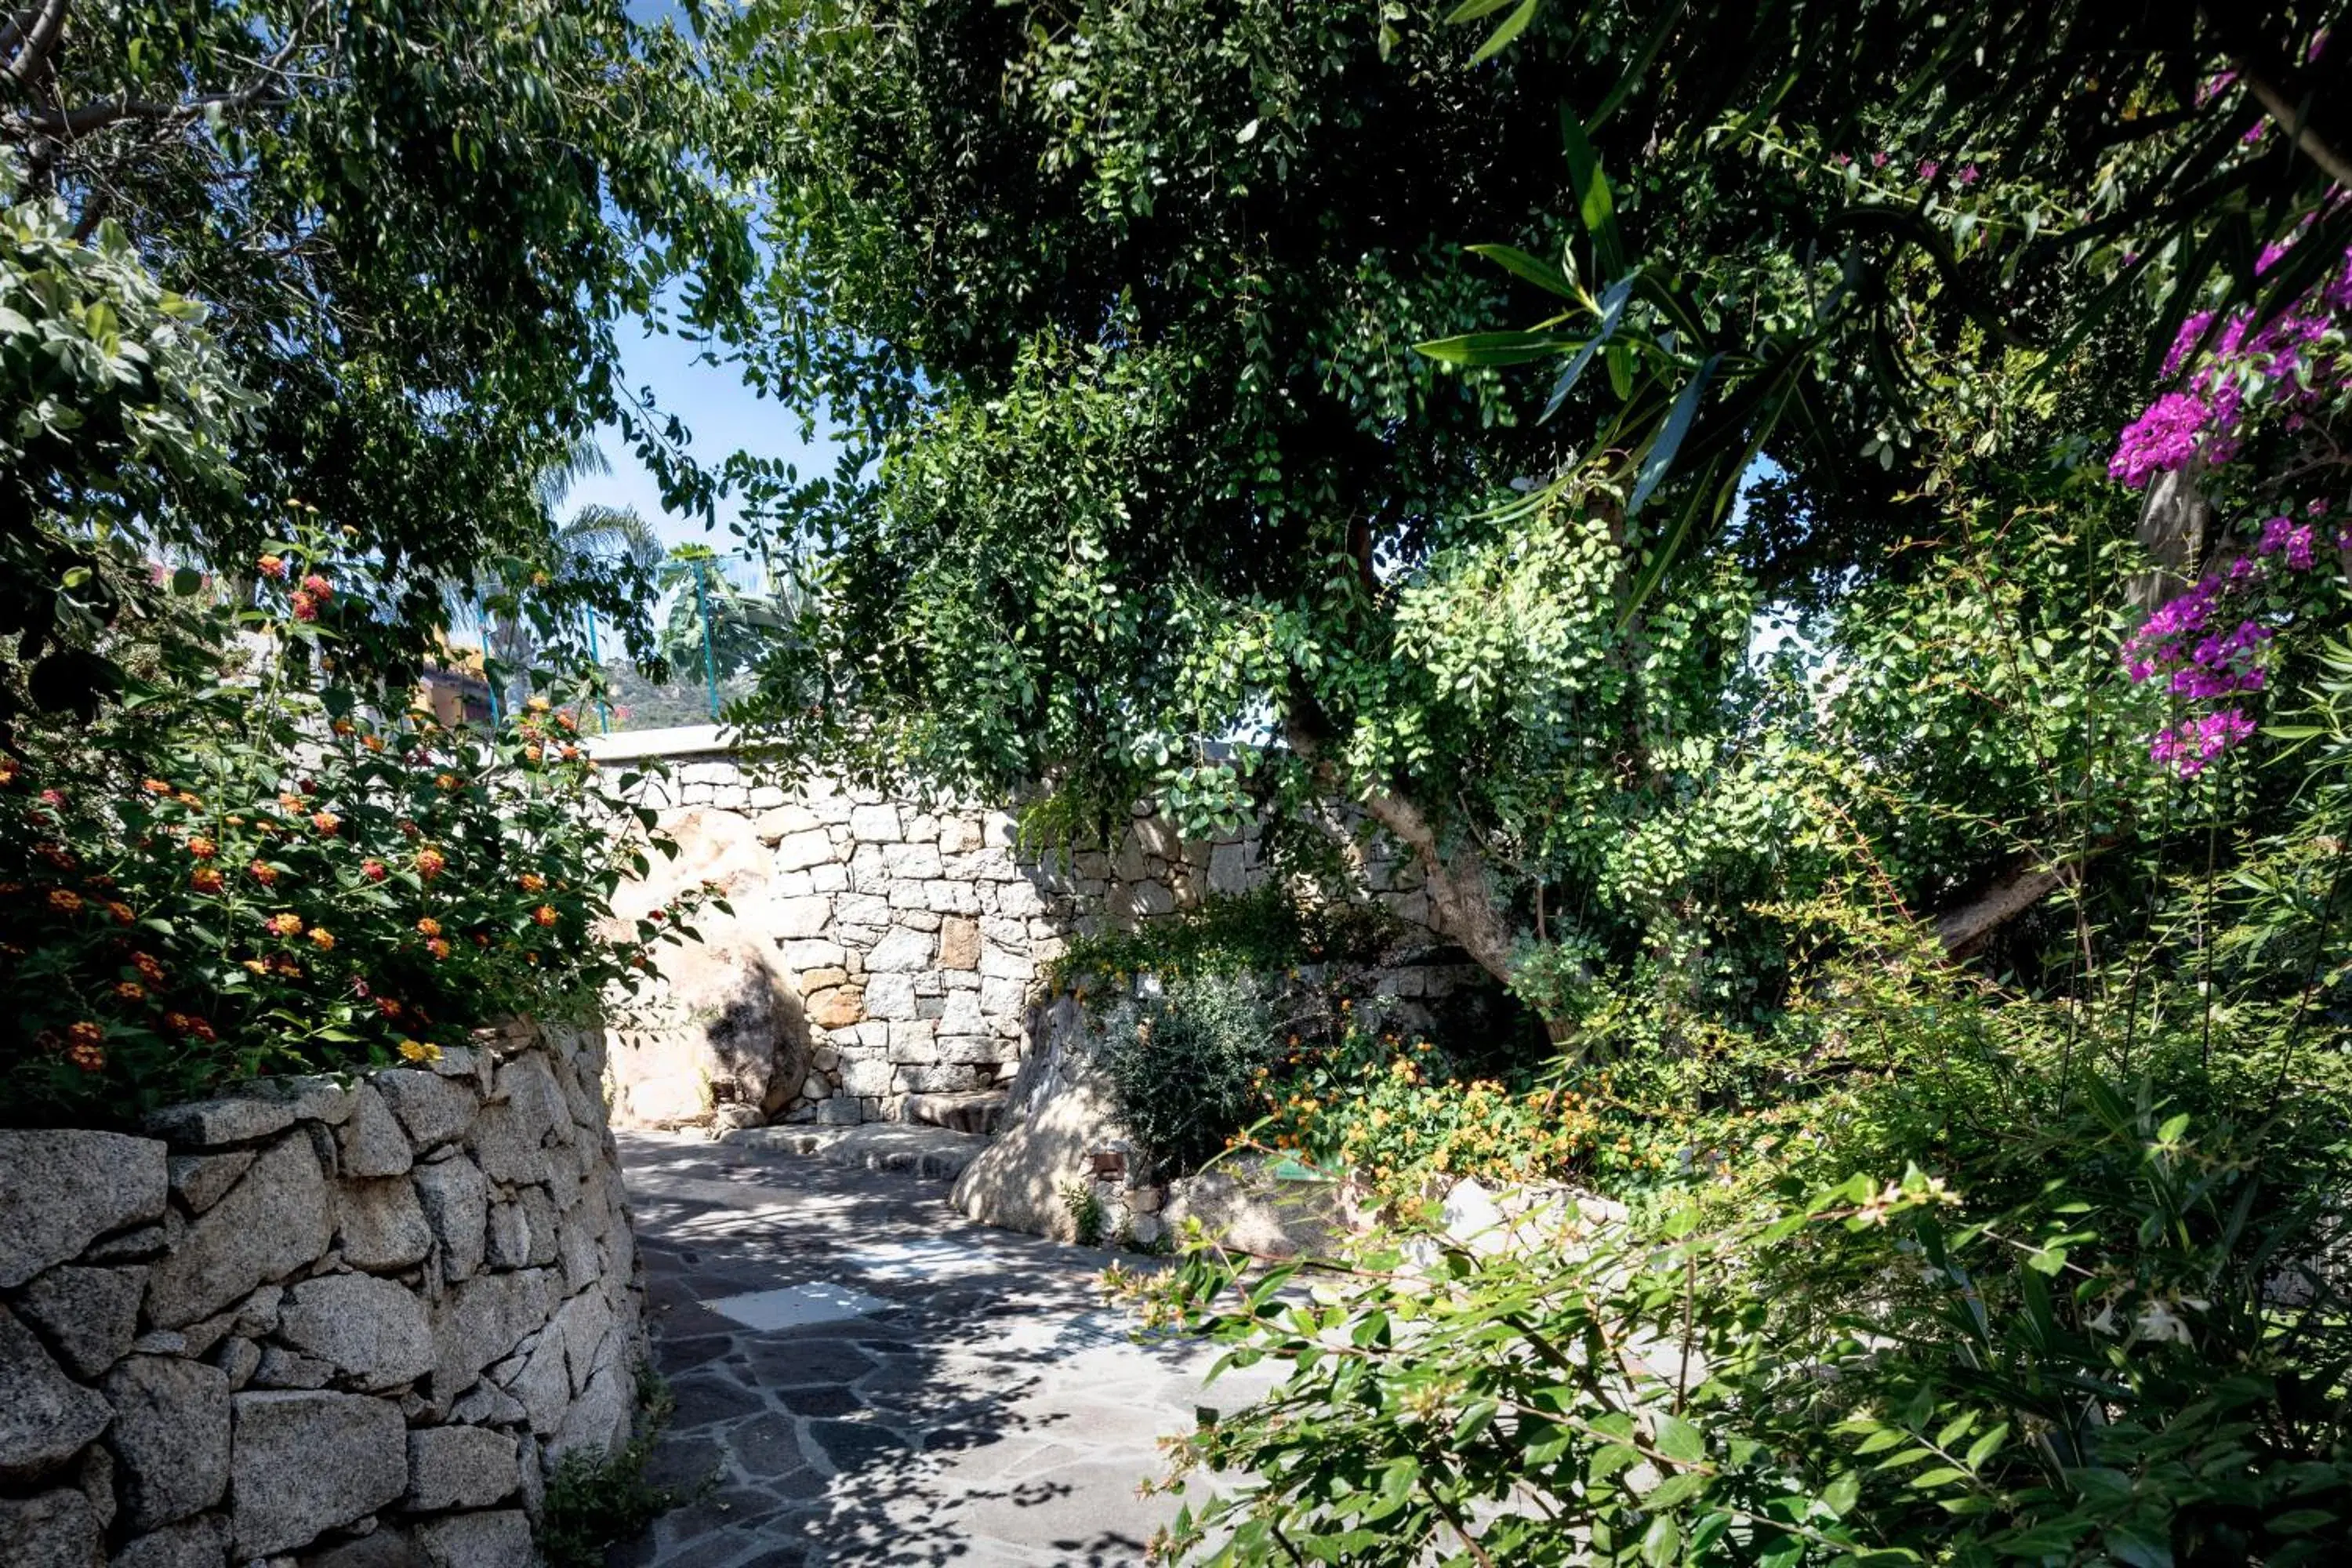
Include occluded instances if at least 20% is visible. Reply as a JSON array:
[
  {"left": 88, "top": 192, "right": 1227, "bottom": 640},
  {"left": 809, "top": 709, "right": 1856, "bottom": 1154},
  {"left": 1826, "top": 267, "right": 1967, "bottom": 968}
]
[{"left": 702, "top": 1282, "right": 887, "bottom": 1331}]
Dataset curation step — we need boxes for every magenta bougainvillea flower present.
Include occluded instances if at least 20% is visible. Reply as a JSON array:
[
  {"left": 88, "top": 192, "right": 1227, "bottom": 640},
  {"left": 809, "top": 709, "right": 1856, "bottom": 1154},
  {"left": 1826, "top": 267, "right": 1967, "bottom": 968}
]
[{"left": 2109, "top": 393, "right": 2212, "bottom": 487}]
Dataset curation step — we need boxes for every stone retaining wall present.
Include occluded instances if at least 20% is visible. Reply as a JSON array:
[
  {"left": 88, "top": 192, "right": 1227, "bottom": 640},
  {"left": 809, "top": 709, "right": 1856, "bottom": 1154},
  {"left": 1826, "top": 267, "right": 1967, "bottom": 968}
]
[
  {"left": 0, "top": 1021, "right": 641, "bottom": 1568},
  {"left": 589, "top": 730, "right": 1483, "bottom": 1131}
]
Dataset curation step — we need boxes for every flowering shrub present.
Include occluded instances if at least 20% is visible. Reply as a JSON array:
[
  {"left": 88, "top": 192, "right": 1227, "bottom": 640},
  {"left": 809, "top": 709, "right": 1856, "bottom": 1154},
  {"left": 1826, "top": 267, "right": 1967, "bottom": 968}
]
[
  {"left": 2111, "top": 231, "right": 2352, "bottom": 776},
  {"left": 1247, "top": 1013, "right": 1671, "bottom": 1196},
  {"left": 0, "top": 532, "right": 715, "bottom": 1123}
]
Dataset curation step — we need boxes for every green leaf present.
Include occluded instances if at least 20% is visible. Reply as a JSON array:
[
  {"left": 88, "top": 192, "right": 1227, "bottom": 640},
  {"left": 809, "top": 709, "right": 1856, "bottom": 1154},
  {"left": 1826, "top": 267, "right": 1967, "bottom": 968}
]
[
  {"left": 1640, "top": 1514, "right": 1680, "bottom": 1566},
  {"left": 1414, "top": 330, "right": 1573, "bottom": 366},
  {"left": 1454, "top": 1398, "right": 1499, "bottom": 1443},
  {"left": 2106, "top": 1524, "right": 2176, "bottom": 1568},
  {"left": 1962, "top": 1424, "right": 2009, "bottom": 1468},
  {"left": 1646, "top": 1471, "right": 1708, "bottom": 1510},
  {"left": 1818, "top": 1470, "right": 1860, "bottom": 1519},
  {"left": 1467, "top": 242, "right": 1574, "bottom": 299},
  {"left": 1653, "top": 1413, "right": 1705, "bottom": 1465},
  {"left": 1590, "top": 1442, "right": 1643, "bottom": 1482},
  {"left": 1467, "top": 0, "right": 1541, "bottom": 64},
  {"left": 1559, "top": 107, "right": 1628, "bottom": 282},
  {"left": 1627, "top": 353, "right": 1720, "bottom": 515},
  {"left": 2270, "top": 1511, "right": 2339, "bottom": 1535},
  {"left": 1542, "top": 275, "right": 1632, "bottom": 423}
]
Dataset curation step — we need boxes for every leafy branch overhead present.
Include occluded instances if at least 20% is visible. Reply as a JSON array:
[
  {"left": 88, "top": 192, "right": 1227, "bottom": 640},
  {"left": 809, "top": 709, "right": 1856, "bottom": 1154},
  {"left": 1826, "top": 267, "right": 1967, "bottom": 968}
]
[
  {"left": 0, "top": 0, "right": 764, "bottom": 724},
  {"left": 1425, "top": 0, "right": 2352, "bottom": 619}
]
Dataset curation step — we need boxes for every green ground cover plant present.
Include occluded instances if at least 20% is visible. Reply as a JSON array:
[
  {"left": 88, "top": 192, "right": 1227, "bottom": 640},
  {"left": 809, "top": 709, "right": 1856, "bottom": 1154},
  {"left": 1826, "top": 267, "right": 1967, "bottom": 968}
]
[{"left": 538, "top": 1366, "right": 703, "bottom": 1568}]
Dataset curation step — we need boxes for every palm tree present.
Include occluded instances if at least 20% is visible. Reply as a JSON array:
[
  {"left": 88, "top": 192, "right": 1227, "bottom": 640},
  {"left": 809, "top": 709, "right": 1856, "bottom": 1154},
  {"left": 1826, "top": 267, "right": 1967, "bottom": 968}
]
[
  {"left": 655, "top": 543, "right": 812, "bottom": 713},
  {"left": 448, "top": 437, "right": 662, "bottom": 712}
]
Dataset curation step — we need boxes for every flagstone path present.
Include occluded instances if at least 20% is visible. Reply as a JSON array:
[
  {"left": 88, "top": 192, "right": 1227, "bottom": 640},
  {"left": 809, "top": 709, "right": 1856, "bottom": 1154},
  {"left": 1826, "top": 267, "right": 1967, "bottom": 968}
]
[{"left": 612, "top": 1132, "right": 1279, "bottom": 1568}]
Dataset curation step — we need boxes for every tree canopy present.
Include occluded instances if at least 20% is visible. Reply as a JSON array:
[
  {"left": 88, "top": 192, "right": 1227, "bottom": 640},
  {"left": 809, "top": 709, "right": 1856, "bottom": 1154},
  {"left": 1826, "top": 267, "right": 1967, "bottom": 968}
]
[
  {"left": 0, "top": 0, "right": 760, "bottom": 728},
  {"left": 713, "top": 0, "right": 2350, "bottom": 1017}
]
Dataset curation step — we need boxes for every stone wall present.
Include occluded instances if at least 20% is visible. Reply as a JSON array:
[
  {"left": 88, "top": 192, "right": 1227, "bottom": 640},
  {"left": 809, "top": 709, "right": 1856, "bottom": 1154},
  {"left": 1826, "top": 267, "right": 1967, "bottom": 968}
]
[
  {"left": 0, "top": 1021, "right": 641, "bottom": 1568},
  {"left": 589, "top": 728, "right": 1482, "bottom": 1132}
]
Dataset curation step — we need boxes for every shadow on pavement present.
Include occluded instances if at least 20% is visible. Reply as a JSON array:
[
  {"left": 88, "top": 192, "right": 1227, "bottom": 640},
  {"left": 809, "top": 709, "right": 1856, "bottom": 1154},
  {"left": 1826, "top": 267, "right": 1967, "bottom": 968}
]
[{"left": 608, "top": 1133, "right": 1231, "bottom": 1568}]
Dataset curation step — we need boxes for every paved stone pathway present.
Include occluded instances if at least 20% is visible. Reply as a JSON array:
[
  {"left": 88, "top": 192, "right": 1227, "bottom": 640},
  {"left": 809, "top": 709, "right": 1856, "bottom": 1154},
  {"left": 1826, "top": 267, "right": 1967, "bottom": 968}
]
[{"left": 613, "top": 1132, "right": 1278, "bottom": 1568}]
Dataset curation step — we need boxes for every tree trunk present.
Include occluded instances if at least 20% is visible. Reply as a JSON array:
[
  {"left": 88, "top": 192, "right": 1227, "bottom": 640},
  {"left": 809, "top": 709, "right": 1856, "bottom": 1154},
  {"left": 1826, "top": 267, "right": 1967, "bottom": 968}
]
[
  {"left": 1348, "top": 780, "right": 1520, "bottom": 985},
  {"left": 1931, "top": 844, "right": 2112, "bottom": 958},
  {"left": 1281, "top": 710, "right": 1520, "bottom": 990}
]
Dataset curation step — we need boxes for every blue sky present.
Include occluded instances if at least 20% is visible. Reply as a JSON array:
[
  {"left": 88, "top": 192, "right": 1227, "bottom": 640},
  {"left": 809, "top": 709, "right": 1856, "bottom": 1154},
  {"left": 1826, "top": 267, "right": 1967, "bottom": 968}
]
[
  {"left": 575, "top": 2, "right": 843, "bottom": 554},
  {"left": 564, "top": 316, "right": 840, "bottom": 561}
]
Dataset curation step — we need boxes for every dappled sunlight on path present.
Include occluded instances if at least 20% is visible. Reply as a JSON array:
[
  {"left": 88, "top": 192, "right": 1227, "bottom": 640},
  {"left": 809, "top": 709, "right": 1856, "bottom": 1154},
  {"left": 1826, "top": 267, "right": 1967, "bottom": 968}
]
[{"left": 613, "top": 1133, "right": 1276, "bottom": 1568}]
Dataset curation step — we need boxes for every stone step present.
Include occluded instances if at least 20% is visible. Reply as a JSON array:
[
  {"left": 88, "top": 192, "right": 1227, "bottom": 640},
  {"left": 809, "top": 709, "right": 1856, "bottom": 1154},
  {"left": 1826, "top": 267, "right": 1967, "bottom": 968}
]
[
  {"left": 717, "top": 1121, "right": 989, "bottom": 1181},
  {"left": 886, "top": 1091, "right": 1011, "bottom": 1136}
]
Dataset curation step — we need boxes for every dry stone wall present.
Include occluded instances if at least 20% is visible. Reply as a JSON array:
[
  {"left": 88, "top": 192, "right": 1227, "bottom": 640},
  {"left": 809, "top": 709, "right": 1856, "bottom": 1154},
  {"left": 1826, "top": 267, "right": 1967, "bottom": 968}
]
[
  {"left": 591, "top": 731, "right": 1475, "bottom": 1133},
  {"left": 0, "top": 1021, "right": 641, "bottom": 1568}
]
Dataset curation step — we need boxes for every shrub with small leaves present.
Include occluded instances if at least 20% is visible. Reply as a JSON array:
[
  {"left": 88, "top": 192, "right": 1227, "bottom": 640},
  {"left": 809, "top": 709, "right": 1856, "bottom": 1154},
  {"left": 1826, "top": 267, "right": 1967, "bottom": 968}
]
[
  {"left": 1138, "top": 1083, "right": 2352, "bottom": 1566},
  {"left": 0, "top": 524, "right": 719, "bottom": 1123},
  {"left": 1098, "top": 972, "right": 1284, "bottom": 1181}
]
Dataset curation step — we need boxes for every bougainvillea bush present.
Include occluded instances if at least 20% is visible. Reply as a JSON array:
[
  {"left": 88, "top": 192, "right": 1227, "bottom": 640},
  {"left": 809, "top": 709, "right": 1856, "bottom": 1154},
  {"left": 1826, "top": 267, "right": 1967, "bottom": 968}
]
[
  {"left": 2109, "top": 234, "right": 2352, "bottom": 779},
  {"left": 0, "top": 530, "right": 713, "bottom": 1124}
]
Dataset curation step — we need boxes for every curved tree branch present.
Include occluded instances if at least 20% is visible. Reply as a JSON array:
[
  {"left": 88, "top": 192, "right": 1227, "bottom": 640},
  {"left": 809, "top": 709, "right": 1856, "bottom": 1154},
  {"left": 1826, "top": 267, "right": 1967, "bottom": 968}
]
[
  {"left": 2232, "top": 53, "right": 2352, "bottom": 192},
  {"left": 8, "top": 1, "right": 318, "bottom": 140},
  {"left": 1, "top": 0, "right": 69, "bottom": 89},
  {"left": 1933, "top": 843, "right": 2117, "bottom": 958},
  {"left": 1282, "top": 703, "right": 1519, "bottom": 988}
]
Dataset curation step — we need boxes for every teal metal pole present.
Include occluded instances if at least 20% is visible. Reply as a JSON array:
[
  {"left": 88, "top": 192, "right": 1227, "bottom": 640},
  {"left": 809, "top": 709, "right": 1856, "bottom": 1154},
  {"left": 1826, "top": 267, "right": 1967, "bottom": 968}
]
[
  {"left": 694, "top": 561, "right": 720, "bottom": 720},
  {"left": 477, "top": 596, "right": 503, "bottom": 727},
  {"left": 585, "top": 612, "right": 610, "bottom": 734}
]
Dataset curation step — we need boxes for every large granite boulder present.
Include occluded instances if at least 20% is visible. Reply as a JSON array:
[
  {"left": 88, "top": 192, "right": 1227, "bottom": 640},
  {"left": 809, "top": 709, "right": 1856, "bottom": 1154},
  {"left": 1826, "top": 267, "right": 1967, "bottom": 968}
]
[
  {"left": 607, "top": 931, "right": 808, "bottom": 1125},
  {"left": 948, "top": 1065, "right": 1126, "bottom": 1241},
  {"left": 1162, "top": 1163, "right": 1344, "bottom": 1259},
  {"left": 604, "top": 806, "right": 811, "bottom": 1126}
]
